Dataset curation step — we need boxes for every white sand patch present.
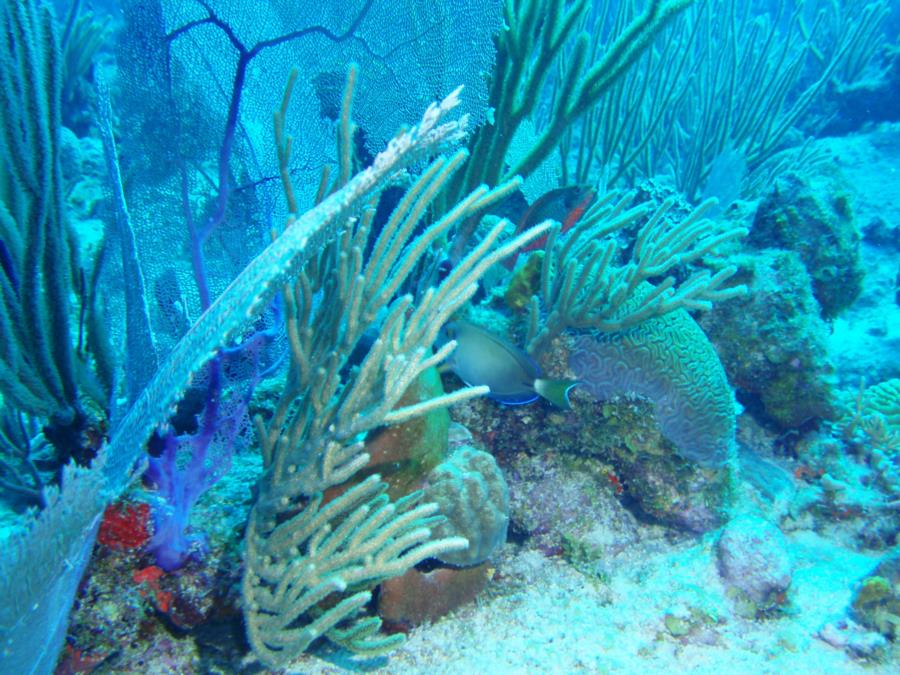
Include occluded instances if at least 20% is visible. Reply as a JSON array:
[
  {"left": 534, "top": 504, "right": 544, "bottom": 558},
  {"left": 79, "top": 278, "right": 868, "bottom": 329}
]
[{"left": 289, "top": 528, "right": 890, "bottom": 674}]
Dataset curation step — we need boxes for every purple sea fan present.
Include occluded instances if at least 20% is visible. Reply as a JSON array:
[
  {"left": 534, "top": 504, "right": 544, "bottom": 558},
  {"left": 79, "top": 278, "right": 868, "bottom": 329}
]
[{"left": 144, "top": 388, "right": 255, "bottom": 571}]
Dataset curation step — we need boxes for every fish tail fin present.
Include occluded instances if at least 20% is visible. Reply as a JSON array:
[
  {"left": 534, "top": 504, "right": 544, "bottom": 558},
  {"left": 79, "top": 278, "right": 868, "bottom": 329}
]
[{"left": 534, "top": 379, "right": 580, "bottom": 410}]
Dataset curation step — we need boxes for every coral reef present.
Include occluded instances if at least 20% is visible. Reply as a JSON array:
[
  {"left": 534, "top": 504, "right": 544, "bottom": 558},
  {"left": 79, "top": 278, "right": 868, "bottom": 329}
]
[
  {"left": 851, "top": 551, "right": 900, "bottom": 641},
  {"left": 750, "top": 170, "right": 864, "bottom": 319},
  {"left": 818, "top": 617, "right": 889, "bottom": 660},
  {"left": 4, "top": 0, "right": 900, "bottom": 672},
  {"left": 423, "top": 445, "right": 509, "bottom": 566},
  {"left": 699, "top": 249, "right": 836, "bottom": 429},
  {"left": 836, "top": 378, "right": 900, "bottom": 499},
  {"left": 377, "top": 563, "right": 493, "bottom": 631},
  {"left": 455, "top": 379, "right": 732, "bottom": 535},
  {"left": 62, "top": 452, "right": 257, "bottom": 671},
  {"left": 357, "top": 367, "right": 451, "bottom": 501},
  {"left": 787, "top": 432, "right": 898, "bottom": 551},
  {"left": 584, "top": 397, "right": 733, "bottom": 532},
  {"left": 502, "top": 447, "right": 640, "bottom": 557},
  {"left": 571, "top": 291, "right": 737, "bottom": 467}
]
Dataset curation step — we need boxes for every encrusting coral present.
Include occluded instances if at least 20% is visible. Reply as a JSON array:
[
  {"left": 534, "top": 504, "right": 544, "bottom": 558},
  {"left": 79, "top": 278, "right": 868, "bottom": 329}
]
[{"left": 750, "top": 170, "right": 865, "bottom": 319}]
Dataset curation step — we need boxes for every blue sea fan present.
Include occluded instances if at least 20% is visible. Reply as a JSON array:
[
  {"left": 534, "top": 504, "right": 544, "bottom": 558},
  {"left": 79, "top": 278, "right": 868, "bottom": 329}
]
[{"left": 154, "top": 0, "right": 502, "bottom": 207}]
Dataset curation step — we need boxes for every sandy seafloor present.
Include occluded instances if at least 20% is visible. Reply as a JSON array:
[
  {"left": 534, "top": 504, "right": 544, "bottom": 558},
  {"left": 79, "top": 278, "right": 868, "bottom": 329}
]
[
  {"left": 821, "top": 124, "right": 900, "bottom": 386},
  {"left": 277, "top": 124, "right": 900, "bottom": 675},
  {"left": 295, "top": 532, "right": 883, "bottom": 674}
]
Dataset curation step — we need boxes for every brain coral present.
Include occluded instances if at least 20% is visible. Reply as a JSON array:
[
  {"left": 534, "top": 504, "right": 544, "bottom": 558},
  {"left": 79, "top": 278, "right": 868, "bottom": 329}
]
[
  {"left": 569, "top": 283, "right": 736, "bottom": 467},
  {"left": 423, "top": 445, "right": 509, "bottom": 567}
]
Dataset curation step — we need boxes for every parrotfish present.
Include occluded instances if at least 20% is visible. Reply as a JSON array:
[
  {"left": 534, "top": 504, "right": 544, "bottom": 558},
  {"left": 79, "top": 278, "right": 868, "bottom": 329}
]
[
  {"left": 504, "top": 184, "right": 596, "bottom": 269},
  {"left": 441, "top": 321, "right": 579, "bottom": 409}
]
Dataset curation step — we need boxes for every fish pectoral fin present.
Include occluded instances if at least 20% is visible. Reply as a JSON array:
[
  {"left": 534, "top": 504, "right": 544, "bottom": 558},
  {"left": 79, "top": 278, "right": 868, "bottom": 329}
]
[{"left": 534, "top": 379, "right": 580, "bottom": 410}]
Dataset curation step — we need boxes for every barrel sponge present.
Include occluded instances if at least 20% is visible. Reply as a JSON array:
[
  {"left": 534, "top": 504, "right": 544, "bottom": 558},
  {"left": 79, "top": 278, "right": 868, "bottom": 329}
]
[
  {"left": 570, "top": 284, "right": 736, "bottom": 467},
  {"left": 423, "top": 446, "right": 509, "bottom": 566}
]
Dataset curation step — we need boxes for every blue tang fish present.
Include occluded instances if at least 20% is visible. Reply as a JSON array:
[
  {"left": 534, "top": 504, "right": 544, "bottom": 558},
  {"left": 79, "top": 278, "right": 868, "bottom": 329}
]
[{"left": 442, "top": 321, "right": 579, "bottom": 409}]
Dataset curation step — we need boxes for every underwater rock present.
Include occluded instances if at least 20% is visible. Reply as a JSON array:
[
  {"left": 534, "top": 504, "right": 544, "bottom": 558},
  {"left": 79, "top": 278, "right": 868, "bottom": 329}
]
[
  {"left": 586, "top": 400, "right": 732, "bottom": 533},
  {"left": 504, "top": 447, "right": 640, "bottom": 553},
  {"left": 699, "top": 250, "right": 836, "bottom": 429},
  {"left": 662, "top": 604, "right": 723, "bottom": 646},
  {"left": 750, "top": 170, "right": 864, "bottom": 319},
  {"left": 818, "top": 618, "right": 889, "bottom": 660},
  {"left": 423, "top": 445, "right": 509, "bottom": 566},
  {"left": 632, "top": 467, "right": 730, "bottom": 533},
  {"left": 717, "top": 515, "right": 792, "bottom": 608},
  {"left": 851, "top": 551, "right": 900, "bottom": 641},
  {"left": 482, "top": 388, "right": 733, "bottom": 535},
  {"left": 63, "top": 452, "right": 255, "bottom": 669},
  {"left": 65, "top": 549, "right": 219, "bottom": 668},
  {"left": 862, "top": 215, "right": 900, "bottom": 251}
]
